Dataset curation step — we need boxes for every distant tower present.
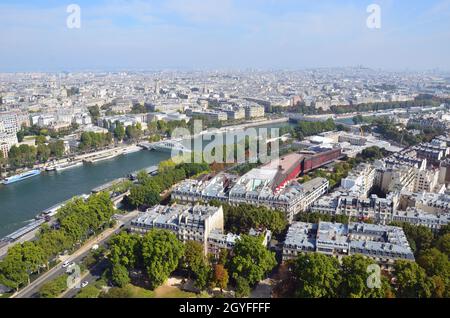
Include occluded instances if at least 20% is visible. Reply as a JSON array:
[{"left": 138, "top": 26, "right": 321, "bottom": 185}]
[{"left": 154, "top": 80, "right": 160, "bottom": 95}]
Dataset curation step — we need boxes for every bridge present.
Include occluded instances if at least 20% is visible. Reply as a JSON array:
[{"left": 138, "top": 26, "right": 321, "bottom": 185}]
[{"left": 139, "top": 139, "right": 192, "bottom": 154}]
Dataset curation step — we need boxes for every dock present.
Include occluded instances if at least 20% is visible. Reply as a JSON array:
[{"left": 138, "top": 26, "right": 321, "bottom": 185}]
[
  {"left": 91, "top": 178, "right": 129, "bottom": 193},
  {"left": 129, "top": 165, "right": 159, "bottom": 180}
]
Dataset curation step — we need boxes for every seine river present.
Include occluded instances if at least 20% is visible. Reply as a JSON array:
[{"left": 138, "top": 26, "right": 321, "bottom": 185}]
[{"left": 0, "top": 121, "right": 292, "bottom": 238}]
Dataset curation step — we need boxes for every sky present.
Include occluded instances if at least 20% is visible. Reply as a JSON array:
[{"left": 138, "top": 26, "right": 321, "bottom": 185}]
[{"left": 0, "top": 0, "right": 449, "bottom": 72}]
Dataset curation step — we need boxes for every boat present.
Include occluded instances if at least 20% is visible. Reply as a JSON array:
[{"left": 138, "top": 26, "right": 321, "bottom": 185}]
[
  {"left": 2, "top": 169, "right": 41, "bottom": 185},
  {"left": 83, "top": 150, "right": 123, "bottom": 164},
  {"left": 55, "top": 161, "right": 83, "bottom": 172},
  {"left": 122, "top": 146, "right": 142, "bottom": 155}
]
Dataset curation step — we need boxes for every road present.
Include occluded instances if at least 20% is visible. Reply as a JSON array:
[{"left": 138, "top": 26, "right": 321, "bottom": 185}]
[{"left": 11, "top": 211, "right": 139, "bottom": 298}]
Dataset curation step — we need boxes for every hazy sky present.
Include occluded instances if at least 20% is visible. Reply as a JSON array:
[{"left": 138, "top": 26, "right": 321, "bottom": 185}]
[{"left": 1, "top": 0, "right": 449, "bottom": 72}]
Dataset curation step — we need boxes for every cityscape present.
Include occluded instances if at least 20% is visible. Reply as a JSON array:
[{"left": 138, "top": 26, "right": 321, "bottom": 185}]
[{"left": 0, "top": 0, "right": 449, "bottom": 307}]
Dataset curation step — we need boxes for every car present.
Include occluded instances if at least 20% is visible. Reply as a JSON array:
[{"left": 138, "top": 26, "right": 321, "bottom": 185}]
[
  {"left": 81, "top": 281, "right": 89, "bottom": 288},
  {"left": 62, "top": 261, "right": 70, "bottom": 268}
]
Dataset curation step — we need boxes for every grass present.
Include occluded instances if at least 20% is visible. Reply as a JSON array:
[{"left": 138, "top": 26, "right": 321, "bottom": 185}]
[
  {"left": 153, "top": 285, "right": 197, "bottom": 298},
  {"left": 126, "top": 284, "right": 155, "bottom": 298}
]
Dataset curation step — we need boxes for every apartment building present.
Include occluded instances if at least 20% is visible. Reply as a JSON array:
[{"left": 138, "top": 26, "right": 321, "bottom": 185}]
[
  {"left": 283, "top": 221, "right": 414, "bottom": 269},
  {"left": 130, "top": 204, "right": 224, "bottom": 255}
]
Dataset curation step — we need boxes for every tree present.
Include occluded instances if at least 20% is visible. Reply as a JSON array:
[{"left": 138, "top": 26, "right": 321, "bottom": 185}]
[
  {"left": 108, "top": 232, "right": 141, "bottom": 269},
  {"left": 235, "top": 277, "right": 251, "bottom": 298},
  {"left": 0, "top": 248, "right": 28, "bottom": 291},
  {"left": 114, "top": 122, "right": 126, "bottom": 141},
  {"left": 417, "top": 248, "right": 449, "bottom": 285},
  {"left": 435, "top": 233, "right": 450, "bottom": 256},
  {"left": 49, "top": 140, "right": 65, "bottom": 158},
  {"left": 141, "top": 230, "right": 185, "bottom": 289},
  {"left": 228, "top": 235, "right": 276, "bottom": 286},
  {"left": 293, "top": 253, "right": 341, "bottom": 298},
  {"left": 221, "top": 203, "right": 287, "bottom": 237},
  {"left": 193, "top": 263, "right": 212, "bottom": 291},
  {"left": 126, "top": 124, "right": 142, "bottom": 141},
  {"left": 128, "top": 185, "right": 160, "bottom": 209},
  {"left": 394, "top": 260, "right": 433, "bottom": 298},
  {"left": 35, "top": 135, "right": 47, "bottom": 145},
  {"left": 213, "top": 264, "right": 229, "bottom": 292},
  {"left": 8, "top": 144, "right": 37, "bottom": 169},
  {"left": 17, "top": 130, "right": 25, "bottom": 142},
  {"left": 339, "top": 255, "right": 392, "bottom": 298},
  {"left": 0, "top": 151, "right": 6, "bottom": 171},
  {"left": 36, "top": 144, "right": 51, "bottom": 162},
  {"left": 39, "top": 274, "right": 68, "bottom": 298},
  {"left": 88, "top": 106, "right": 101, "bottom": 121},
  {"left": 111, "top": 264, "right": 131, "bottom": 288},
  {"left": 182, "top": 241, "right": 206, "bottom": 275}
]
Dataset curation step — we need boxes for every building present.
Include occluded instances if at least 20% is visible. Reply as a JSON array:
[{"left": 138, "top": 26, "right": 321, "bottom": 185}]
[
  {"left": 338, "top": 134, "right": 367, "bottom": 146},
  {"left": 341, "top": 163, "right": 377, "bottom": 196},
  {"left": 244, "top": 105, "right": 265, "bottom": 119},
  {"left": 0, "top": 131, "right": 18, "bottom": 158},
  {"left": 393, "top": 208, "right": 450, "bottom": 231},
  {"left": 414, "top": 169, "right": 441, "bottom": 193},
  {"left": 283, "top": 221, "right": 414, "bottom": 269},
  {"left": 223, "top": 108, "right": 245, "bottom": 121},
  {"left": 130, "top": 204, "right": 224, "bottom": 255},
  {"left": 411, "top": 143, "right": 449, "bottom": 166},
  {"left": 0, "top": 110, "right": 28, "bottom": 134},
  {"left": 186, "top": 109, "right": 228, "bottom": 122}
]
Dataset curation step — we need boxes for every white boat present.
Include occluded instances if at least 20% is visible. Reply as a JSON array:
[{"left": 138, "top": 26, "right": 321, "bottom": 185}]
[
  {"left": 122, "top": 146, "right": 142, "bottom": 155},
  {"left": 55, "top": 161, "right": 83, "bottom": 172},
  {"left": 84, "top": 150, "right": 123, "bottom": 164}
]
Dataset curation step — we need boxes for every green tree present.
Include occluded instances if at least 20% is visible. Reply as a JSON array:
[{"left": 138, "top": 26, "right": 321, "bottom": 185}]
[
  {"left": 114, "top": 122, "right": 126, "bottom": 141},
  {"left": 228, "top": 235, "right": 276, "bottom": 286},
  {"left": 141, "top": 230, "right": 185, "bottom": 289},
  {"left": 111, "top": 264, "right": 131, "bottom": 288},
  {"left": 35, "top": 135, "right": 47, "bottom": 145},
  {"left": 293, "top": 253, "right": 341, "bottom": 298},
  {"left": 435, "top": 233, "right": 450, "bottom": 256},
  {"left": 235, "top": 276, "right": 251, "bottom": 298},
  {"left": 394, "top": 260, "right": 433, "bottom": 298},
  {"left": 339, "top": 255, "right": 392, "bottom": 298},
  {"left": 49, "top": 140, "right": 65, "bottom": 158},
  {"left": 39, "top": 274, "right": 68, "bottom": 298},
  {"left": 128, "top": 185, "right": 160, "bottom": 209},
  {"left": 36, "top": 144, "right": 51, "bottom": 162},
  {"left": 182, "top": 241, "right": 206, "bottom": 276},
  {"left": 109, "top": 232, "right": 141, "bottom": 269},
  {"left": 0, "top": 248, "right": 28, "bottom": 291},
  {"left": 88, "top": 106, "right": 101, "bottom": 120}
]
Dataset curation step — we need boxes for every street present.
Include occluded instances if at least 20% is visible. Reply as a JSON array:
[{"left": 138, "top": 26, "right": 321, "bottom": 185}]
[{"left": 11, "top": 211, "right": 139, "bottom": 298}]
